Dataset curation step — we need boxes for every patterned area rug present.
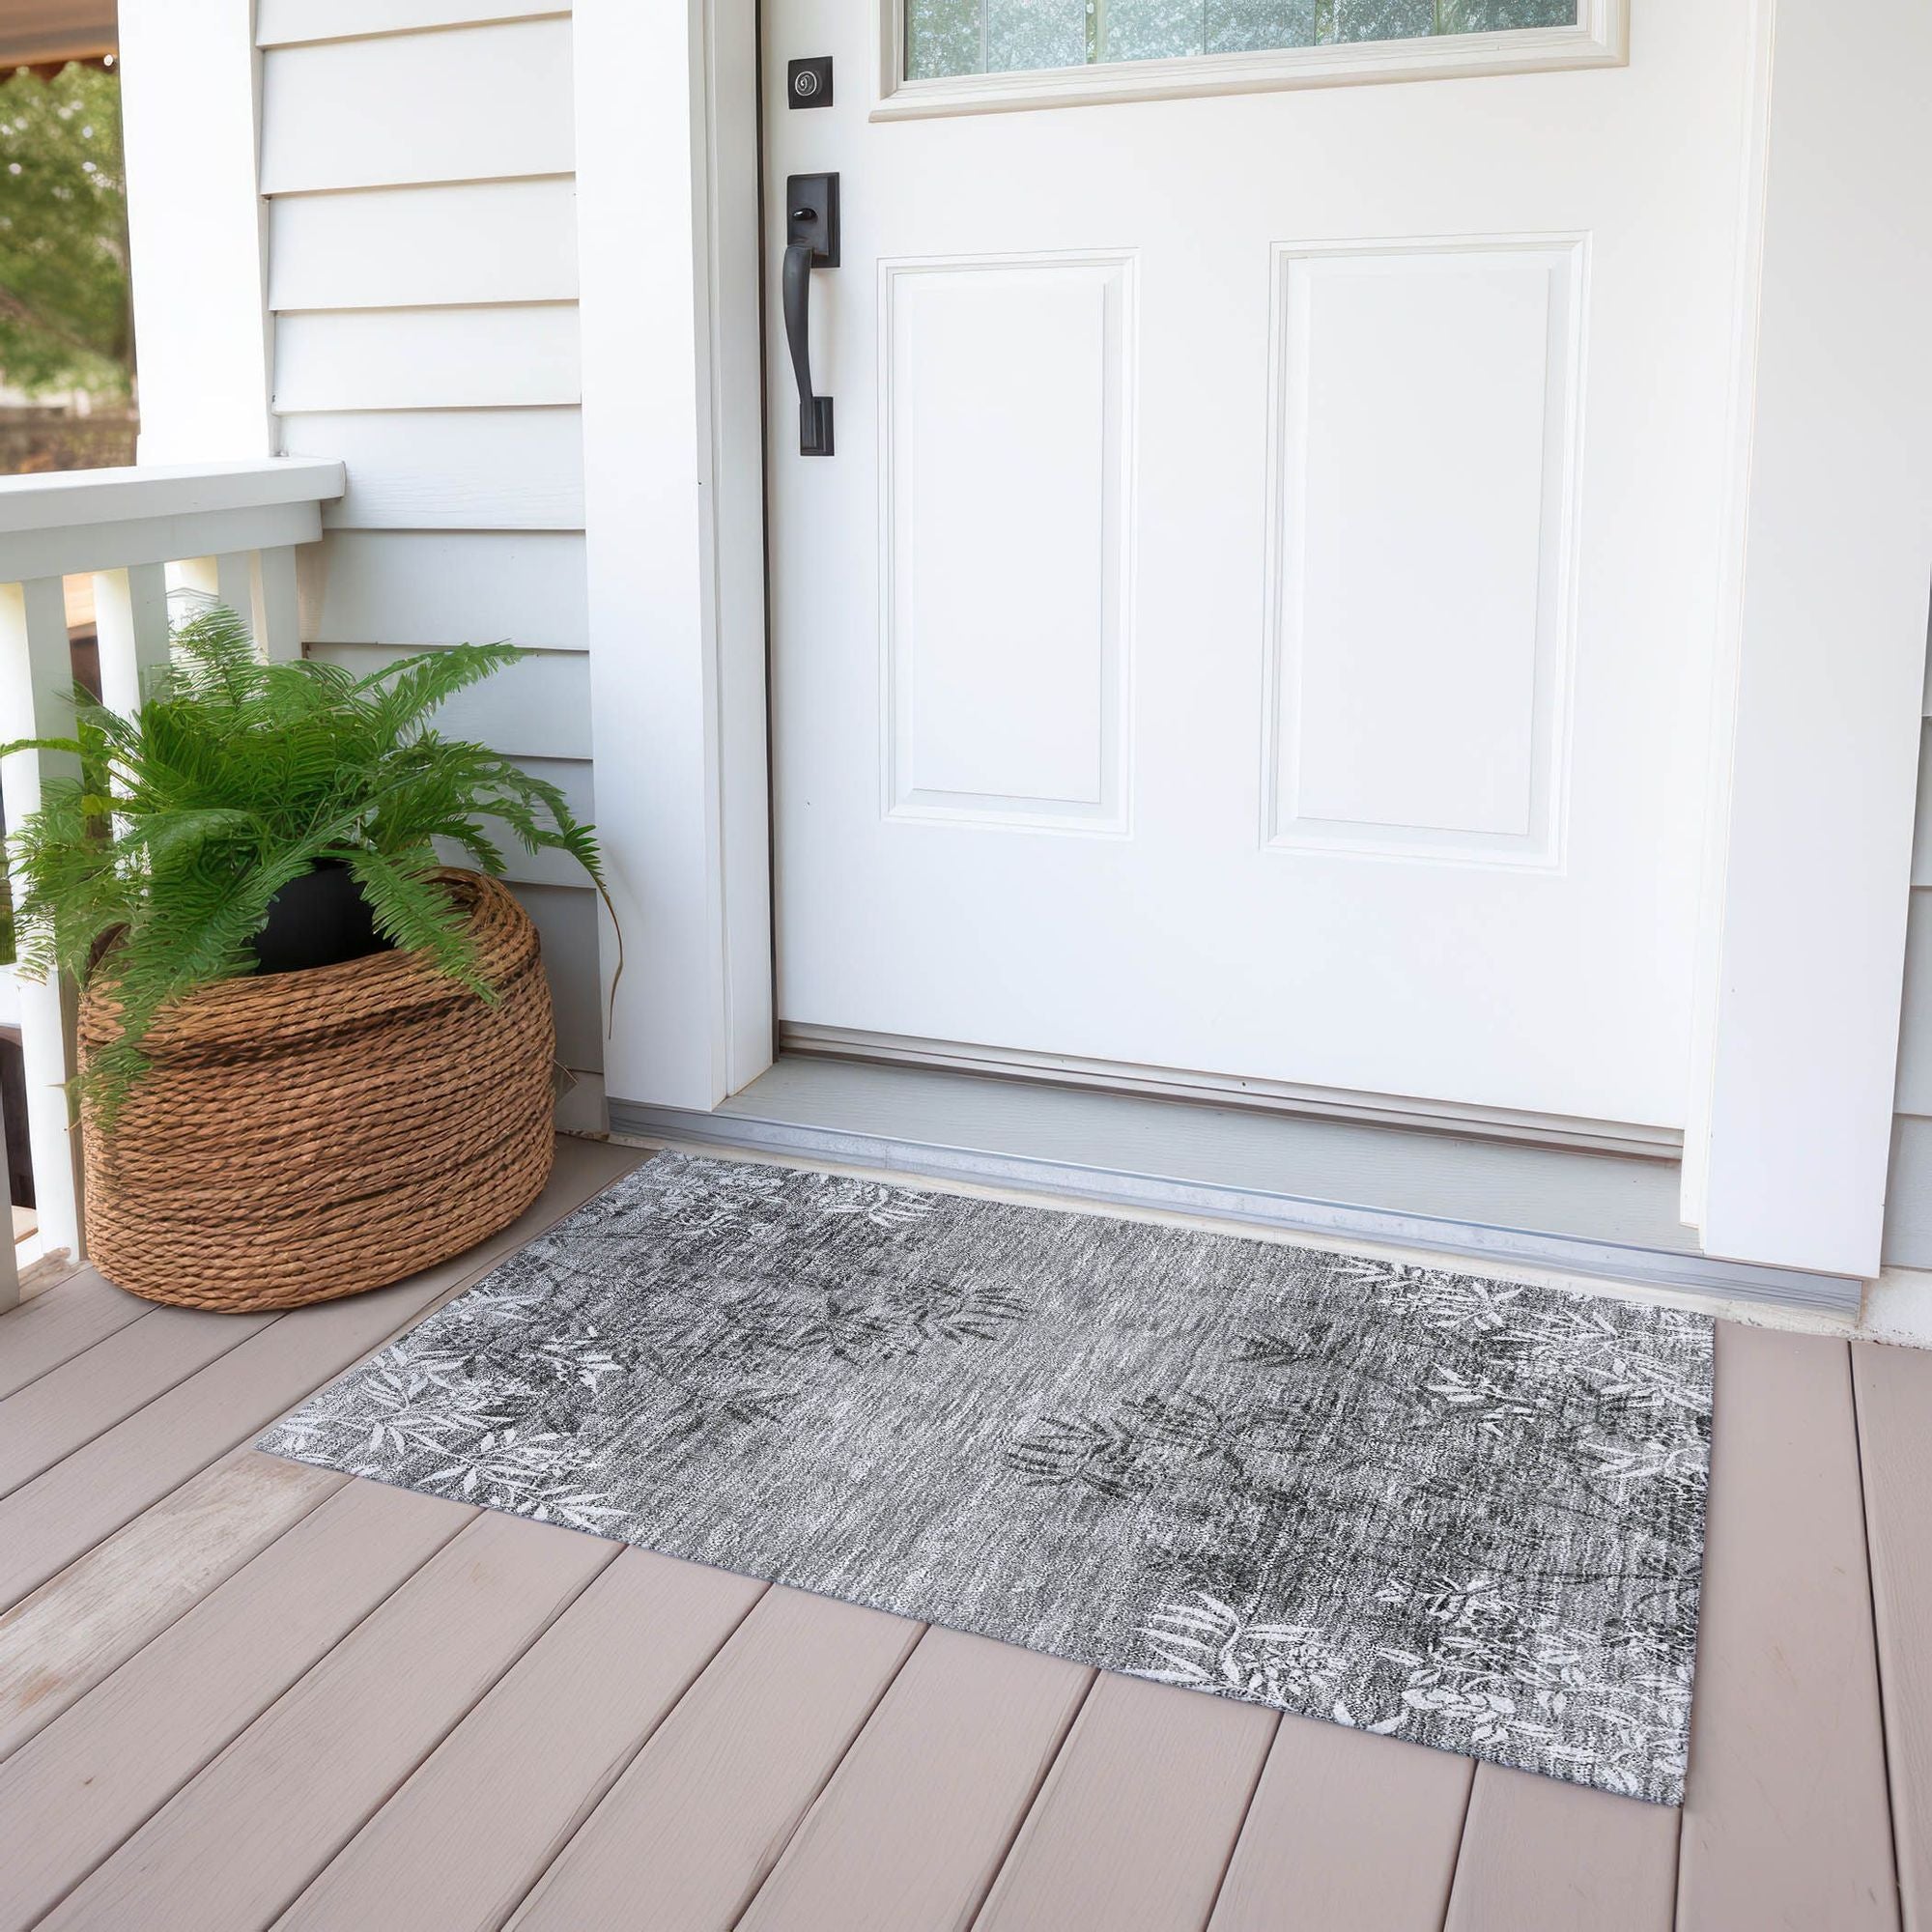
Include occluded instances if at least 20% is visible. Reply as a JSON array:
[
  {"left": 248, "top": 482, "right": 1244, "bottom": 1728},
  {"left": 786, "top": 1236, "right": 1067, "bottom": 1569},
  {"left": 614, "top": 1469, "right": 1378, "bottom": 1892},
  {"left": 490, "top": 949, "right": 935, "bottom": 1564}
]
[{"left": 260, "top": 1151, "right": 1712, "bottom": 1804}]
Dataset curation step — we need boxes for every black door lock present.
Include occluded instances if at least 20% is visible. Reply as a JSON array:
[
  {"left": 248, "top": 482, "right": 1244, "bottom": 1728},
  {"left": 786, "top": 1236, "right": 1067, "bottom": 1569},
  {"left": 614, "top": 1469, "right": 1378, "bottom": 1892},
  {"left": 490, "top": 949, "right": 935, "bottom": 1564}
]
[
  {"left": 787, "top": 57, "right": 833, "bottom": 107},
  {"left": 782, "top": 173, "right": 838, "bottom": 456}
]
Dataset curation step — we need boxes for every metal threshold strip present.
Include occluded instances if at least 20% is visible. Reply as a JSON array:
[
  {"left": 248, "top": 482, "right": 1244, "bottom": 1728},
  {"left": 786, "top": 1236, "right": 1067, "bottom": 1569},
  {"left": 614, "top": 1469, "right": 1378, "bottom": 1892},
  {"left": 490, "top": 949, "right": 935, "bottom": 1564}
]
[{"left": 608, "top": 1057, "right": 1861, "bottom": 1316}]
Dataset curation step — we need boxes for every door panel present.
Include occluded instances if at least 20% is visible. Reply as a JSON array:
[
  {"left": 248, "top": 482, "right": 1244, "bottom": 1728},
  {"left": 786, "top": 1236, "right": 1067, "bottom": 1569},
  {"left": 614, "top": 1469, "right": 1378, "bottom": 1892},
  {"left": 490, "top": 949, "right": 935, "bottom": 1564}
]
[
  {"left": 883, "top": 254, "right": 1133, "bottom": 831},
  {"left": 1266, "top": 239, "right": 1580, "bottom": 866},
  {"left": 766, "top": 3, "right": 1753, "bottom": 1130}
]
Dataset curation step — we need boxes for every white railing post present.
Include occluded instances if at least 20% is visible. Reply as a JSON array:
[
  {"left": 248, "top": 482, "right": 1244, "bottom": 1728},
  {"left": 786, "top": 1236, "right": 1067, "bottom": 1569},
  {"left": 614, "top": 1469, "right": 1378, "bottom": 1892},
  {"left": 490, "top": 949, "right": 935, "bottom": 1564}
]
[
  {"left": 0, "top": 459, "right": 347, "bottom": 1270},
  {"left": 91, "top": 562, "right": 172, "bottom": 718},
  {"left": 0, "top": 578, "right": 85, "bottom": 1262}
]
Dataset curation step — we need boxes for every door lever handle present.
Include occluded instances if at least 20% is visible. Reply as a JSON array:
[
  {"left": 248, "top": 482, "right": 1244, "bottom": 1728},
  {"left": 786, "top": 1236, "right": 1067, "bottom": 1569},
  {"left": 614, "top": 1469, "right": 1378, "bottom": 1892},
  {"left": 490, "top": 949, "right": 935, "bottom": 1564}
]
[{"left": 783, "top": 173, "right": 838, "bottom": 457}]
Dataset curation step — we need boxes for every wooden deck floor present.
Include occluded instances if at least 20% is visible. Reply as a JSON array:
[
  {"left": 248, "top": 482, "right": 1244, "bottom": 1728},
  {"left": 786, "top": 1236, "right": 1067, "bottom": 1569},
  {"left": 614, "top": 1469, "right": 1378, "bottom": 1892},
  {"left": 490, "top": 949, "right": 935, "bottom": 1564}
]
[{"left": 0, "top": 1136, "right": 1927, "bottom": 1931}]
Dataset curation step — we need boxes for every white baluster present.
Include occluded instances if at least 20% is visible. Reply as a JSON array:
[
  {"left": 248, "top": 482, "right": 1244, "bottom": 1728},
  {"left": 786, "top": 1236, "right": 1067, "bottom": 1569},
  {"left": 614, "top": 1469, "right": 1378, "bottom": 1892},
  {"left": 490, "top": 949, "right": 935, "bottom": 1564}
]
[
  {"left": 177, "top": 550, "right": 300, "bottom": 663},
  {"left": 212, "top": 551, "right": 256, "bottom": 633},
  {"left": 0, "top": 1101, "right": 19, "bottom": 1312},
  {"left": 0, "top": 578, "right": 85, "bottom": 1262},
  {"left": 250, "top": 544, "right": 302, "bottom": 664},
  {"left": 91, "top": 562, "right": 171, "bottom": 718}
]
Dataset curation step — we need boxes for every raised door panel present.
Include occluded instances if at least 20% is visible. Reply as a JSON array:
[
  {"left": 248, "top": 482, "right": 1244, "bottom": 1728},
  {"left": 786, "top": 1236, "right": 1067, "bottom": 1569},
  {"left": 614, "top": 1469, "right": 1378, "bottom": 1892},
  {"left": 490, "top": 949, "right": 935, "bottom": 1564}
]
[
  {"left": 1265, "top": 238, "right": 1583, "bottom": 867},
  {"left": 882, "top": 255, "right": 1134, "bottom": 832}
]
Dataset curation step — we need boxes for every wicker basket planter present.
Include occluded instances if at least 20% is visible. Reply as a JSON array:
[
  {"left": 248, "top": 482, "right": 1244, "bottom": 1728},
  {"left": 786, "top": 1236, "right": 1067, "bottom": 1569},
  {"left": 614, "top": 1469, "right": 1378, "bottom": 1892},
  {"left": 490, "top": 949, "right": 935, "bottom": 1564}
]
[{"left": 79, "top": 870, "right": 556, "bottom": 1313}]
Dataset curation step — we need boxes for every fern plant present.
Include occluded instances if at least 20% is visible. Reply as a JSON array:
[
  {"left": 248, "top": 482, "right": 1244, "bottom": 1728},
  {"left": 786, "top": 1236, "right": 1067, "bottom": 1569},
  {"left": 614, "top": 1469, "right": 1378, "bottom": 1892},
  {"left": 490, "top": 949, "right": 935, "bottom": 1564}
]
[{"left": 2, "top": 604, "right": 611, "bottom": 1122}]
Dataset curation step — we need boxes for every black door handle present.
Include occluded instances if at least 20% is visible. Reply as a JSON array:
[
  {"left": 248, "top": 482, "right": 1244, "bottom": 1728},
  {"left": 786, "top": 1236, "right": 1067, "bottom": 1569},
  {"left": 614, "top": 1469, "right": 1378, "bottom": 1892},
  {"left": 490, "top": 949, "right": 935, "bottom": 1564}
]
[
  {"left": 783, "top": 241, "right": 831, "bottom": 456},
  {"left": 784, "top": 174, "right": 838, "bottom": 457}
]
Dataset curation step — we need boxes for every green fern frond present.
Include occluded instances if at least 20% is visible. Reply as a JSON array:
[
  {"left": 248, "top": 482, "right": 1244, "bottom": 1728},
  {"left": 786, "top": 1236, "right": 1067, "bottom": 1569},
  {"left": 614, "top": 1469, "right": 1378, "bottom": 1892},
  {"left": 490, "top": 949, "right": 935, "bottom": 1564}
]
[{"left": 3, "top": 605, "right": 608, "bottom": 1122}]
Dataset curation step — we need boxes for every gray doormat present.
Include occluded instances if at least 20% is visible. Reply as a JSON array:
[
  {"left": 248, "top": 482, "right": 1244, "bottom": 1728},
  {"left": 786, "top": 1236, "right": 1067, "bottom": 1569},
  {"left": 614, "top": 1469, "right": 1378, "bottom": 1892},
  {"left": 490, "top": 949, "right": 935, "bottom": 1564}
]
[{"left": 260, "top": 1151, "right": 1711, "bottom": 1804}]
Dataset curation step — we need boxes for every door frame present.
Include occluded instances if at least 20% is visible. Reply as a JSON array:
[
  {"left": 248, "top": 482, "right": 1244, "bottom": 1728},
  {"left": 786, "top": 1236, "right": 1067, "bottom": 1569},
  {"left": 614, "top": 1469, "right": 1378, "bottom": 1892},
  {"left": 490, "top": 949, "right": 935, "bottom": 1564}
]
[{"left": 575, "top": 0, "right": 1932, "bottom": 1279}]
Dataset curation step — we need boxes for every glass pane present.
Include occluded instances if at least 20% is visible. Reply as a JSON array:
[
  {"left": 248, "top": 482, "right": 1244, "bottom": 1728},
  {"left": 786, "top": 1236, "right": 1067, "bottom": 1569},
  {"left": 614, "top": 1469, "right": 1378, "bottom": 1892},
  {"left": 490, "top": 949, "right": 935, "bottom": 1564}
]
[
  {"left": 907, "top": 0, "right": 1577, "bottom": 80},
  {"left": 986, "top": 0, "right": 1090, "bottom": 75}
]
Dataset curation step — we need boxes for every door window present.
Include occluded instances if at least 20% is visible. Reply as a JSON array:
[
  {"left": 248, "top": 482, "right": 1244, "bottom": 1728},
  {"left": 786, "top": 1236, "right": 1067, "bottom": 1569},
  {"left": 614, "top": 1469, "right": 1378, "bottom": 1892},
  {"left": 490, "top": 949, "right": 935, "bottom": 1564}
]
[{"left": 909, "top": 0, "right": 1577, "bottom": 81}]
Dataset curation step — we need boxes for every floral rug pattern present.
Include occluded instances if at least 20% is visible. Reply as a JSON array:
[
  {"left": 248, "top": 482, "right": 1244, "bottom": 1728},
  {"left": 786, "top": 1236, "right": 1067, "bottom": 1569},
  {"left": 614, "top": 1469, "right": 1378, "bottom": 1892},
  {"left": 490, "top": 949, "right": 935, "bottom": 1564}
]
[{"left": 259, "top": 1151, "right": 1712, "bottom": 1804}]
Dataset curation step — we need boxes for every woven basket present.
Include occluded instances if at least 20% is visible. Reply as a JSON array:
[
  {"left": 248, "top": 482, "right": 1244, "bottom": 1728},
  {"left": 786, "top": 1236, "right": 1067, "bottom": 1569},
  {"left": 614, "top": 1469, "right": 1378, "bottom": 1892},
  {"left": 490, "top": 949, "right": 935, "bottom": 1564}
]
[{"left": 79, "top": 869, "right": 557, "bottom": 1313}]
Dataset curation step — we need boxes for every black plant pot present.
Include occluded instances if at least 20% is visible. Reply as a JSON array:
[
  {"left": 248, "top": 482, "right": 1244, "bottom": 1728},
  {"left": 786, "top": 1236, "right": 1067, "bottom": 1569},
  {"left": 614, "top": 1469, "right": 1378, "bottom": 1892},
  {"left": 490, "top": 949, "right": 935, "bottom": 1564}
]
[{"left": 250, "top": 861, "right": 393, "bottom": 977}]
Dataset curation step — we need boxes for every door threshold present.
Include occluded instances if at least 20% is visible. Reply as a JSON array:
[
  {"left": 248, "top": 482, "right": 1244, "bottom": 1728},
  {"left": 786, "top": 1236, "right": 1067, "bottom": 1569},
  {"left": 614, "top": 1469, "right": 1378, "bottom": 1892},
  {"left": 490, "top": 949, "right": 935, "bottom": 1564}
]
[
  {"left": 781, "top": 1025, "right": 1684, "bottom": 1160},
  {"left": 608, "top": 1057, "right": 1860, "bottom": 1315}
]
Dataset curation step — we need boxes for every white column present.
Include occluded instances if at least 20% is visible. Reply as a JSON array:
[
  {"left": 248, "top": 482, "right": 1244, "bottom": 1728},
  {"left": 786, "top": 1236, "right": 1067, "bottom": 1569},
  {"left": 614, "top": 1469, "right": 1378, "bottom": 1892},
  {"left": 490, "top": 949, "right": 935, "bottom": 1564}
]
[
  {"left": 0, "top": 579, "right": 86, "bottom": 1261},
  {"left": 118, "top": 0, "right": 273, "bottom": 468}
]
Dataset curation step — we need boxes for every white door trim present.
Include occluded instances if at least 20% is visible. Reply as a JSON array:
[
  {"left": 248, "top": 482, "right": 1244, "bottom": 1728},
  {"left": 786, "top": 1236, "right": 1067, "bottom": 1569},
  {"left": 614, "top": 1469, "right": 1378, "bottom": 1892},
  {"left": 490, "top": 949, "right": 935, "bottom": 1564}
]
[
  {"left": 1682, "top": 0, "right": 1932, "bottom": 1276},
  {"left": 582, "top": 0, "right": 1932, "bottom": 1278},
  {"left": 870, "top": 0, "right": 1627, "bottom": 123},
  {"left": 573, "top": 0, "right": 774, "bottom": 1113}
]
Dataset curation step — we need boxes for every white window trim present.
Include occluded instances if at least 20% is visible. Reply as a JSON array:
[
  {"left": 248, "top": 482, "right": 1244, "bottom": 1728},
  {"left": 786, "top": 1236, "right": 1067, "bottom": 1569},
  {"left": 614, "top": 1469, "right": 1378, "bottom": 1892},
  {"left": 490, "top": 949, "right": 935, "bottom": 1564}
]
[{"left": 871, "top": 0, "right": 1626, "bottom": 121}]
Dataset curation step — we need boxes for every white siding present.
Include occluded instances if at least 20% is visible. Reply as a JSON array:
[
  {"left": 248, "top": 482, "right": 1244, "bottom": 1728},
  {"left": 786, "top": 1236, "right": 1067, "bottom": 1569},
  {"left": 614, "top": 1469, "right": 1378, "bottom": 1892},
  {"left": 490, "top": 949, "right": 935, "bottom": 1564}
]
[
  {"left": 259, "top": 19, "right": 574, "bottom": 193},
  {"left": 274, "top": 306, "right": 582, "bottom": 412},
  {"left": 257, "top": 0, "right": 567, "bottom": 44},
  {"left": 260, "top": 6, "right": 603, "bottom": 1110},
  {"left": 440, "top": 758, "right": 597, "bottom": 890},
  {"left": 282, "top": 411, "right": 584, "bottom": 530},
  {"left": 268, "top": 181, "right": 580, "bottom": 312},
  {"left": 1888, "top": 701, "right": 1932, "bottom": 1264},
  {"left": 1888, "top": 1116, "right": 1932, "bottom": 1264},
  {"left": 302, "top": 532, "right": 587, "bottom": 649},
  {"left": 515, "top": 882, "right": 605, "bottom": 1071},
  {"left": 305, "top": 644, "right": 591, "bottom": 761}
]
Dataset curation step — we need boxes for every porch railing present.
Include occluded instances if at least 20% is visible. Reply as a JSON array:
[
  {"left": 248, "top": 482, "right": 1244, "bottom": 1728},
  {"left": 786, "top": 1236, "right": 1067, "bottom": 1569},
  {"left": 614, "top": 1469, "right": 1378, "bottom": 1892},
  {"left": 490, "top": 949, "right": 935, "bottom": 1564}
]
[{"left": 0, "top": 457, "right": 346, "bottom": 1301}]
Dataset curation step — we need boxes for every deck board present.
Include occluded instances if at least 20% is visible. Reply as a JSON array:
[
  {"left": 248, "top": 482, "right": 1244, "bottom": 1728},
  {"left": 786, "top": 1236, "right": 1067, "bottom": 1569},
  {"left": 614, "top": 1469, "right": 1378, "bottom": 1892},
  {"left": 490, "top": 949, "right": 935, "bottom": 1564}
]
[
  {"left": 1208, "top": 1716, "right": 1473, "bottom": 1932},
  {"left": 0, "top": 1146, "right": 1919, "bottom": 1931},
  {"left": 1444, "top": 1766, "right": 1678, "bottom": 1931},
  {"left": 0, "top": 1451, "right": 347, "bottom": 1761},
  {"left": 0, "top": 1481, "right": 468, "bottom": 1932},
  {"left": 970, "top": 1671, "right": 1277, "bottom": 1932},
  {"left": 40, "top": 1510, "right": 616, "bottom": 1932},
  {"left": 1854, "top": 1338, "right": 1932, "bottom": 1927},
  {"left": 507, "top": 1586, "right": 923, "bottom": 1931},
  {"left": 737, "top": 1626, "right": 1094, "bottom": 1932},
  {"left": 0, "top": 1137, "right": 638, "bottom": 1611},
  {"left": 0, "top": 1301, "right": 275, "bottom": 1498},
  {"left": 0, "top": 1269, "right": 150, "bottom": 1401},
  {"left": 1675, "top": 1324, "right": 1897, "bottom": 1931},
  {"left": 278, "top": 1548, "right": 766, "bottom": 1932}
]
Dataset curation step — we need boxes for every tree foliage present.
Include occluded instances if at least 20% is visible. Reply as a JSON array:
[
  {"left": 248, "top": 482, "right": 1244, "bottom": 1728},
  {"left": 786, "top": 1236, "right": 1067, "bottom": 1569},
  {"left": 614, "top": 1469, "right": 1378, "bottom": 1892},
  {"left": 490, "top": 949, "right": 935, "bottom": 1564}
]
[
  {"left": 2, "top": 608, "right": 610, "bottom": 1120},
  {"left": 0, "top": 63, "right": 131, "bottom": 398}
]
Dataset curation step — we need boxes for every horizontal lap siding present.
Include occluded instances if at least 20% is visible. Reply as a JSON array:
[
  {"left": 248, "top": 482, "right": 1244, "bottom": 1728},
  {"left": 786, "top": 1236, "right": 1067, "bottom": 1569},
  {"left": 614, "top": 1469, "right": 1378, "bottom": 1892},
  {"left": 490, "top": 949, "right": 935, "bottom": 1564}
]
[
  {"left": 1887, "top": 718, "right": 1932, "bottom": 1264},
  {"left": 259, "top": 20, "right": 574, "bottom": 194},
  {"left": 302, "top": 531, "right": 588, "bottom": 649},
  {"left": 302, "top": 644, "right": 591, "bottom": 760},
  {"left": 268, "top": 182, "right": 580, "bottom": 312},
  {"left": 260, "top": 8, "right": 604, "bottom": 1106},
  {"left": 274, "top": 307, "right": 582, "bottom": 412},
  {"left": 282, "top": 410, "right": 584, "bottom": 529},
  {"left": 257, "top": 0, "right": 568, "bottom": 45}
]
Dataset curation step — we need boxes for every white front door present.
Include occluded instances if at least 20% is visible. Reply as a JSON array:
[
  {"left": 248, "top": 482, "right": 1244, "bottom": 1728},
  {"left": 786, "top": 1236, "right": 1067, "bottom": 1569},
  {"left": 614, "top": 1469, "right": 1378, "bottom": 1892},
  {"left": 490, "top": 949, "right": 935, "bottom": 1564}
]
[{"left": 764, "top": 3, "right": 1756, "bottom": 1136}]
